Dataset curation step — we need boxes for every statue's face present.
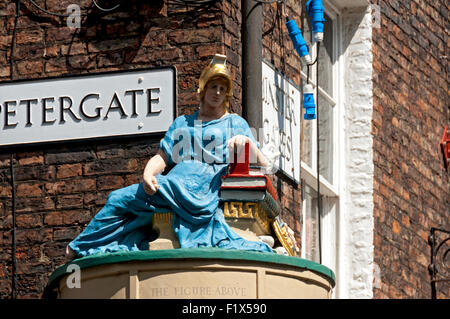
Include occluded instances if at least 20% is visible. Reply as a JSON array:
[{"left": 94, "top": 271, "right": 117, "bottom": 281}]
[{"left": 203, "top": 78, "right": 228, "bottom": 109}]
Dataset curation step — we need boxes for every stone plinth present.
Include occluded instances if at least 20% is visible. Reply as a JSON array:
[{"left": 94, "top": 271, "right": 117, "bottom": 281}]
[{"left": 45, "top": 248, "right": 335, "bottom": 299}]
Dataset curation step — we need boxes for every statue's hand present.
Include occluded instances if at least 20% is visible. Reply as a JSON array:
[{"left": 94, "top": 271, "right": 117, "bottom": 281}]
[
  {"left": 227, "top": 135, "right": 252, "bottom": 154},
  {"left": 143, "top": 175, "right": 160, "bottom": 195},
  {"left": 227, "top": 135, "right": 269, "bottom": 168}
]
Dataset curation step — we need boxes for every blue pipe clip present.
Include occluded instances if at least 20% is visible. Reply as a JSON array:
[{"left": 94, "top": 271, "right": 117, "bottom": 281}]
[
  {"left": 285, "top": 18, "right": 312, "bottom": 65},
  {"left": 303, "top": 84, "right": 316, "bottom": 120},
  {"left": 306, "top": 0, "right": 325, "bottom": 42}
]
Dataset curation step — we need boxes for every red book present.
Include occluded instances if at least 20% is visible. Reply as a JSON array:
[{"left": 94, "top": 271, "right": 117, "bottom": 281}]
[
  {"left": 224, "top": 142, "right": 277, "bottom": 200},
  {"left": 228, "top": 141, "right": 250, "bottom": 175}
]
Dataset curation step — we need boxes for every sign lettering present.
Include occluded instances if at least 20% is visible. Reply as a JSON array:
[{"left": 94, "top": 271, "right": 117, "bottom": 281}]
[
  {"left": 0, "top": 68, "right": 175, "bottom": 147},
  {"left": 262, "top": 61, "right": 300, "bottom": 183}
]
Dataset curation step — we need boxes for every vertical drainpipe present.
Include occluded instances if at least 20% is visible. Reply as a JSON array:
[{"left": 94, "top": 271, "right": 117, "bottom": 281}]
[{"left": 242, "top": 0, "right": 262, "bottom": 131}]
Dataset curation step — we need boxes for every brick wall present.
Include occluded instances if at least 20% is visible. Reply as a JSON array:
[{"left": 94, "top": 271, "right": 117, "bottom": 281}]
[
  {"left": 0, "top": 138, "right": 160, "bottom": 297},
  {"left": 371, "top": 0, "right": 449, "bottom": 298},
  {"left": 0, "top": 0, "right": 303, "bottom": 298}
]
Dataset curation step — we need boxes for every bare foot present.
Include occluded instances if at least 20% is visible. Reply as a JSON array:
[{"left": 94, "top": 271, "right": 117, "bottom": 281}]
[{"left": 65, "top": 245, "right": 77, "bottom": 261}]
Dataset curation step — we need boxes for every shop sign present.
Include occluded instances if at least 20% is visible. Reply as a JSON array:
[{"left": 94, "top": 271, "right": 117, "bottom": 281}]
[{"left": 262, "top": 61, "right": 301, "bottom": 183}]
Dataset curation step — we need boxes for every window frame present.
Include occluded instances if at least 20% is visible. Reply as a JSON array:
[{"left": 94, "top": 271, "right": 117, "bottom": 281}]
[
  {"left": 300, "top": 4, "right": 340, "bottom": 197},
  {"left": 300, "top": 3, "right": 342, "bottom": 285}
]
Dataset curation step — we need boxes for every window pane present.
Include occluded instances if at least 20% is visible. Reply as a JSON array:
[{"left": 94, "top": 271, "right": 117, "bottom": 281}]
[
  {"left": 318, "top": 94, "right": 333, "bottom": 184},
  {"left": 318, "top": 13, "right": 334, "bottom": 96},
  {"left": 303, "top": 184, "right": 320, "bottom": 263},
  {"left": 302, "top": 113, "right": 313, "bottom": 167}
]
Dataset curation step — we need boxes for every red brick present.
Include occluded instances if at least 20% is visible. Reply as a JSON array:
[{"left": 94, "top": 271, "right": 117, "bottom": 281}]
[
  {"left": 17, "top": 153, "right": 44, "bottom": 166},
  {"left": 45, "top": 210, "right": 91, "bottom": 227},
  {"left": 83, "top": 158, "right": 136, "bottom": 176},
  {"left": 141, "top": 30, "right": 167, "bottom": 47},
  {"left": 56, "top": 194, "right": 84, "bottom": 209},
  {"left": 392, "top": 220, "right": 401, "bottom": 235},
  {"left": 45, "top": 151, "right": 95, "bottom": 165},
  {"left": 169, "top": 28, "right": 222, "bottom": 45},
  {"left": 151, "top": 47, "right": 182, "bottom": 61},
  {"left": 0, "top": 214, "right": 12, "bottom": 230},
  {"left": 391, "top": 116, "right": 399, "bottom": 128},
  {"left": 56, "top": 163, "right": 82, "bottom": 179},
  {"left": 16, "top": 183, "right": 42, "bottom": 197},
  {"left": 0, "top": 35, "right": 11, "bottom": 50},
  {"left": 97, "top": 52, "right": 123, "bottom": 68},
  {"left": 178, "top": 75, "right": 196, "bottom": 91},
  {"left": 0, "top": 186, "right": 11, "bottom": 197},
  {"left": 17, "top": 59, "right": 43, "bottom": 75},
  {"left": 16, "top": 29, "right": 44, "bottom": 45},
  {"left": 60, "top": 210, "right": 92, "bottom": 225},
  {"left": 84, "top": 191, "right": 108, "bottom": 206},
  {"left": 45, "top": 179, "right": 96, "bottom": 195},
  {"left": 197, "top": 12, "right": 221, "bottom": 28},
  {"left": 15, "top": 197, "right": 55, "bottom": 213},
  {"left": 103, "top": 22, "right": 126, "bottom": 37},
  {"left": 16, "top": 228, "right": 52, "bottom": 244},
  {"left": 128, "top": 159, "right": 139, "bottom": 171},
  {"left": 125, "top": 174, "right": 141, "bottom": 186},
  {"left": 12, "top": 43, "right": 45, "bottom": 61},
  {"left": 53, "top": 227, "right": 79, "bottom": 241},
  {"left": 46, "top": 27, "right": 77, "bottom": 43},
  {"left": 401, "top": 215, "right": 410, "bottom": 228},
  {"left": 43, "top": 45, "right": 59, "bottom": 58},
  {"left": 67, "top": 55, "right": 96, "bottom": 70},
  {"left": 401, "top": 188, "right": 410, "bottom": 201},
  {"left": 98, "top": 175, "right": 125, "bottom": 191},
  {"left": 179, "top": 91, "right": 199, "bottom": 106},
  {"left": 43, "top": 211, "right": 62, "bottom": 226},
  {"left": 196, "top": 44, "right": 225, "bottom": 59},
  {"left": 60, "top": 42, "right": 87, "bottom": 56},
  {"left": 16, "top": 214, "right": 42, "bottom": 228},
  {"left": 44, "top": 57, "right": 67, "bottom": 73},
  {"left": 88, "top": 38, "right": 137, "bottom": 53}
]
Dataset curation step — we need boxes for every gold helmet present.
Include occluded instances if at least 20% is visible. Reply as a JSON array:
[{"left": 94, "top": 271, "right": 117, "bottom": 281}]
[{"left": 198, "top": 54, "right": 233, "bottom": 99}]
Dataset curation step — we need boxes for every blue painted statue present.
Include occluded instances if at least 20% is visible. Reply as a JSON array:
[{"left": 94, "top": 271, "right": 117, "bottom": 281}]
[{"left": 66, "top": 55, "right": 274, "bottom": 259}]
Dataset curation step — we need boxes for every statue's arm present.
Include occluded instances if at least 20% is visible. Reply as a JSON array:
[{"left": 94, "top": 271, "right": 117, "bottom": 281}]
[
  {"left": 227, "top": 135, "right": 269, "bottom": 168},
  {"left": 250, "top": 139, "right": 269, "bottom": 168},
  {"left": 142, "top": 149, "right": 169, "bottom": 195}
]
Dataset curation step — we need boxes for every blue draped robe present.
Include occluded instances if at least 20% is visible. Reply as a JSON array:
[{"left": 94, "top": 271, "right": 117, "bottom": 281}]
[{"left": 68, "top": 111, "right": 273, "bottom": 257}]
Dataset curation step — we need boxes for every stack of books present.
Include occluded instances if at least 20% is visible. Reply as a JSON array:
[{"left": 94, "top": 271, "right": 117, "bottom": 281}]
[
  {"left": 220, "top": 143, "right": 280, "bottom": 219},
  {"left": 220, "top": 143, "right": 296, "bottom": 256}
]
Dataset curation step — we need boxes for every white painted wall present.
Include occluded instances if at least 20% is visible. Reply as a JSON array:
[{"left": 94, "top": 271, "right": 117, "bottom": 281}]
[{"left": 335, "top": 4, "right": 375, "bottom": 299}]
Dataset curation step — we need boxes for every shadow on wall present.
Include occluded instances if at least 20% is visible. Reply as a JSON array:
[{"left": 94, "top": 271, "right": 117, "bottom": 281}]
[
  {"left": 76, "top": 0, "right": 167, "bottom": 67},
  {"left": 340, "top": 6, "right": 372, "bottom": 56},
  {"left": 17, "top": 0, "right": 221, "bottom": 74}
]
